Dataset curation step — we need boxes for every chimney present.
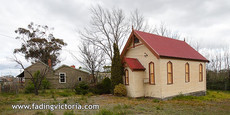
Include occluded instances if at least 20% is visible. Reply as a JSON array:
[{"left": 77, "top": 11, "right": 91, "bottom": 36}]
[
  {"left": 71, "top": 65, "right": 75, "bottom": 68},
  {"left": 48, "top": 59, "right": 52, "bottom": 68}
]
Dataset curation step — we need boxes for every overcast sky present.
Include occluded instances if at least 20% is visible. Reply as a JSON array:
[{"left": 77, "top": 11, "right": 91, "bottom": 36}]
[{"left": 0, "top": 0, "right": 230, "bottom": 76}]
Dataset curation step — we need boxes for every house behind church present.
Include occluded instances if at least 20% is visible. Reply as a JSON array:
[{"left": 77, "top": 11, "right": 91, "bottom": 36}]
[{"left": 19, "top": 61, "right": 90, "bottom": 89}]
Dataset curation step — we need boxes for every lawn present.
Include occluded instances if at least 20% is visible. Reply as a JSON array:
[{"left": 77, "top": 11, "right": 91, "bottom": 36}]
[{"left": 0, "top": 90, "right": 230, "bottom": 115}]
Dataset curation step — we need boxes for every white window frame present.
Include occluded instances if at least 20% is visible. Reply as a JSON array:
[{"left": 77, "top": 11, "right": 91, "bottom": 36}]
[{"left": 59, "top": 72, "right": 66, "bottom": 83}]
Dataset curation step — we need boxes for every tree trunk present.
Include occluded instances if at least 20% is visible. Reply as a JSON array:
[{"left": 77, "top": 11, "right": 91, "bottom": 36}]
[
  {"left": 35, "top": 89, "right": 39, "bottom": 95},
  {"left": 34, "top": 86, "right": 39, "bottom": 95}
]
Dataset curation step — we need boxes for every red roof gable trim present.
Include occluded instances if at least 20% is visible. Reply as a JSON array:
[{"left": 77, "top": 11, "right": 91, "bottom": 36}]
[
  {"left": 124, "top": 58, "right": 145, "bottom": 71},
  {"left": 121, "top": 30, "right": 160, "bottom": 60},
  {"left": 134, "top": 31, "right": 160, "bottom": 59},
  {"left": 121, "top": 30, "right": 209, "bottom": 62}
]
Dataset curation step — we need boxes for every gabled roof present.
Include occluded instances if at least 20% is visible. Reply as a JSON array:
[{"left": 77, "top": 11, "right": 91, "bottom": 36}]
[
  {"left": 121, "top": 30, "right": 209, "bottom": 62},
  {"left": 55, "top": 65, "right": 89, "bottom": 74},
  {"left": 124, "top": 58, "right": 145, "bottom": 71},
  {"left": 16, "top": 61, "right": 53, "bottom": 77},
  {"left": 25, "top": 61, "right": 51, "bottom": 70},
  {"left": 16, "top": 71, "right": 24, "bottom": 78}
]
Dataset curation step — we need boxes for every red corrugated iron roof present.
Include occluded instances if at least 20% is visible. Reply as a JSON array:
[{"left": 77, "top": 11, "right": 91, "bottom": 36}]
[
  {"left": 124, "top": 58, "right": 145, "bottom": 71},
  {"left": 122, "top": 30, "right": 208, "bottom": 62}
]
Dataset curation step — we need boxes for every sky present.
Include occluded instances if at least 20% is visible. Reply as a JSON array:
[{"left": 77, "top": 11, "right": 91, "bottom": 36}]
[{"left": 0, "top": 0, "right": 230, "bottom": 76}]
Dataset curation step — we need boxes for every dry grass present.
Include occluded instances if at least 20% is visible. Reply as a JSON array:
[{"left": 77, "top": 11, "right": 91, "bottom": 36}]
[{"left": 0, "top": 90, "right": 229, "bottom": 115}]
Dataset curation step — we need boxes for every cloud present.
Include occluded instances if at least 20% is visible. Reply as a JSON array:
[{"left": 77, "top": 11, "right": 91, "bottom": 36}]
[{"left": 0, "top": 0, "right": 230, "bottom": 76}]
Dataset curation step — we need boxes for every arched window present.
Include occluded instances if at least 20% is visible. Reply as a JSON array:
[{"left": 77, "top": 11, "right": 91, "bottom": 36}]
[
  {"left": 199, "top": 64, "right": 203, "bottom": 82},
  {"left": 149, "top": 62, "right": 155, "bottom": 84},
  {"left": 167, "top": 61, "right": 173, "bottom": 84},
  {"left": 125, "top": 69, "right": 129, "bottom": 85},
  {"left": 185, "top": 63, "right": 190, "bottom": 82}
]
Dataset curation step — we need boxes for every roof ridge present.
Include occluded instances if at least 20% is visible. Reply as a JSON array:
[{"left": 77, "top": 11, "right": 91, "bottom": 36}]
[
  {"left": 132, "top": 30, "right": 209, "bottom": 62},
  {"left": 134, "top": 30, "right": 183, "bottom": 42},
  {"left": 55, "top": 64, "right": 89, "bottom": 74}
]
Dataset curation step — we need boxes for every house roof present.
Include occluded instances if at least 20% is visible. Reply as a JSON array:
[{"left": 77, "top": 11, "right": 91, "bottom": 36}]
[
  {"left": 121, "top": 30, "right": 209, "bottom": 62},
  {"left": 16, "top": 71, "right": 24, "bottom": 78},
  {"left": 16, "top": 60, "right": 52, "bottom": 78},
  {"left": 55, "top": 65, "right": 90, "bottom": 74},
  {"left": 124, "top": 58, "right": 145, "bottom": 71},
  {"left": 25, "top": 61, "right": 51, "bottom": 70}
]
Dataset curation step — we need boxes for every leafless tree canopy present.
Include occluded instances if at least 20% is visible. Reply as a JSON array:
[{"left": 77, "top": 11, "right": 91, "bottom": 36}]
[
  {"left": 79, "top": 6, "right": 152, "bottom": 62},
  {"left": 152, "top": 22, "right": 181, "bottom": 39},
  {"left": 80, "top": 5, "right": 129, "bottom": 61},
  {"left": 203, "top": 48, "right": 230, "bottom": 72},
  {"left": 72, "top": 41, "right": 105, "bottom": 83},
  {"left": 130, "top": 9, "right": 151, "bottom": 32},
  {"left": 79, "top": 5, "right": 184, "bottom": 68}
]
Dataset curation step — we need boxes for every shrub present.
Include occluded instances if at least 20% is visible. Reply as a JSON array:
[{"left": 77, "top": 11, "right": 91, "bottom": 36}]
[
  {"left": 102, "top": 77, "right": 112, "bottom": 94},
  {"left": 24, "top": 81, "right": 35, "bottom": 94},
  {"left": 114, "top": 83, "right": 127, "bottom": 96},
  {"left": 90, "top": 78, "right": 112, "bottom": 95},
  {"left": 93, "top": 83, "right": 103, "bottom": 94},
  {"left": 75, "top": 82, "right": 89, "bottom": 95},
  {"left": 41, "top": 78, "right": 51, "bottom": 89}
]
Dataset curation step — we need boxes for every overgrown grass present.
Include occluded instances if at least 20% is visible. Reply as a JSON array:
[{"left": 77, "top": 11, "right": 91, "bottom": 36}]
[
  {"left": 173, "top": 90, "right": 230, "bottom": 101},
  {"left": 63, "top": 110, "right": 75, "bottom": 115},
  {"left": 57, "top": 89, "right": 74, "bottom": 97},
  {"left": 0, "top": 90, "right": 230, "bottom": 115}
]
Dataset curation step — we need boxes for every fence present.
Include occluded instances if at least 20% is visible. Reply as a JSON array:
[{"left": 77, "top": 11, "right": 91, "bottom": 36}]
[{"left": 0, "top": 81, "right": 24, "bottom": 93}]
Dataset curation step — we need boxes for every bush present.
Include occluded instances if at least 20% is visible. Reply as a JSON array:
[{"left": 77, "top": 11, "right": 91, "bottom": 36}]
[
  {"left": 41, "top": 78, "right": 51, "bottom": 89},
  {"left": 207, "top": 70, "right": 230, "bottom": 91},
  {"left": 24, "top": 81, "right": 35, "bottom": 94},
  {"left": 90, "top": 78, "right": 112, "bottom": 95},
  {"left": 75, "top": 82, "right": 89, "bottom": 95},
  {"left": 102, "top": 77, "right": 112, "bottom": 94},
  {"left": 114, "top": 83, "right": 127, "bottom": 96}
]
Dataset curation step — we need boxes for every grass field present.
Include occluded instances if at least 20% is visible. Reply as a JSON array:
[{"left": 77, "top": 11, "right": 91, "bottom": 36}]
[{"left": 0, "top": 90, "right": 230, "bottom": 115}]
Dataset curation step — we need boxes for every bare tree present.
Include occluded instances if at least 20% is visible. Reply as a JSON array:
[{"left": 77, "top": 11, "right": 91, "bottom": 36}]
[
  {"left": 185, "top": 37, "right": 201, "bottom": 52},
  {"left": 152, "top": 22, "right": 181, "bottom": 39},
  {"left": 71, "top": 41, "right": 105, "bottom": 84},
  {"left": 193, "top": 41, "right": 201, "bottom": 52},
  {"left": 130, "top": 9, "right": 151, "bottom": 32},
  {"left": 13, "top": 55, "right": 49, "bottom": 95},
  {"left": 80, "top": 5, "right": 129, "bottom": 61},
  {"left": 223, "top": 48, "right": 230, "bottom": 90},
  {"left": 224, "top": 48, "right": 230, "bottom": 70}
]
